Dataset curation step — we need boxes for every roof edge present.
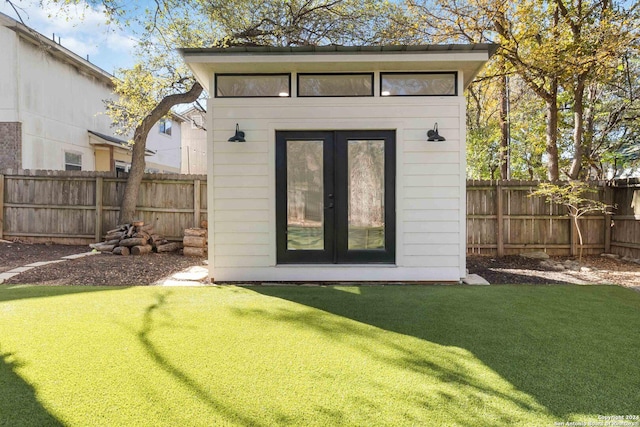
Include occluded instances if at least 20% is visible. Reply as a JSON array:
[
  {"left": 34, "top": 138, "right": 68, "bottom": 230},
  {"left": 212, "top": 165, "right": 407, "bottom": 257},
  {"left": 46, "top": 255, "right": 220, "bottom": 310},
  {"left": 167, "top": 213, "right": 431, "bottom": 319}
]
[
  {"left": 179, "top": 44, "right": 499, "bottom": 57},
  {"left": 0, "top": 12, "right": 115, "bottom": 85}
]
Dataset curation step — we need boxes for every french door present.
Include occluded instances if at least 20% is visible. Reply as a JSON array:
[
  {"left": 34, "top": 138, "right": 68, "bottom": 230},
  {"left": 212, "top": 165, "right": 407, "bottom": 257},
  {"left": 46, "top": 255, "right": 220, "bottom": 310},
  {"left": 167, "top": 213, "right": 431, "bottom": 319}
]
[{"left": 276, "top": 130, "right": 395, "bottom": 264}]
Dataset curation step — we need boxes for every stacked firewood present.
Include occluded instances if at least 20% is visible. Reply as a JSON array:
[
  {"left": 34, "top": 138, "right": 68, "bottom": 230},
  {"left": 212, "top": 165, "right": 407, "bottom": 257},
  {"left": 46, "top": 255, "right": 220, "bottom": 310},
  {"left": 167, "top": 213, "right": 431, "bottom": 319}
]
[
  {"left": 183, "top": 227, "right": 207, "bottom": 257},
  {"left": 90, "top": 221, "right": 180, "bottom": 255}
]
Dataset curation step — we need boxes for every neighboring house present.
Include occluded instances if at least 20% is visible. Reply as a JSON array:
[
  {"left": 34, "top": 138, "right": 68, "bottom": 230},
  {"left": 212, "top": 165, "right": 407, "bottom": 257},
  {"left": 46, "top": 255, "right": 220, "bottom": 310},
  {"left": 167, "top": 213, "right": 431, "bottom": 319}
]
[
  {"left": 181, "top": 44, "right": 495, "bottom": 283},
  {"left": 180, "top": 107, "right": 207, "bottom": 174},
  {"left": 144, "top": 113, "right": 185, "bottom": 173},
  {"left": 0, "top": 12, "right": 180, "bottom": 173}
]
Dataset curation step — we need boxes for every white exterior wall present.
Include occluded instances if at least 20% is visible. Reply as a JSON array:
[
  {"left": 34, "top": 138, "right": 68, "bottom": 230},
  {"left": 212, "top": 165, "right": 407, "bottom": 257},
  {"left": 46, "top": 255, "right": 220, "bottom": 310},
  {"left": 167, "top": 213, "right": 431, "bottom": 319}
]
[
  {"left": 0, "top": 29, "right": 117, "bottom": 171},
  {"left": 180, "top": 110, "right": 208, "bottom": 174},
  {"left": 145, "top": 119, "right": 182, "bottom": 173},
  {"left": 208, "top": 72, "right": 467, "bottom": 282},
  {"left": 0, "top": 24, "right": 19, "bottom": 122}
]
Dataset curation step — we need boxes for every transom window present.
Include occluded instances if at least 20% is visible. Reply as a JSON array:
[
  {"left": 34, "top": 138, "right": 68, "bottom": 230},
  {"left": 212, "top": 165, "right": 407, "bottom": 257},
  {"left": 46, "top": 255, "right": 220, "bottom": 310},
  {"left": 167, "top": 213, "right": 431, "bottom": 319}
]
[
  {"left": 380, "top": 72, "right": 457, "bottom": 96},
  {"left": 297, "top": 73, "right": 373, "bottom": 97},
  {"left": 216, "top": 74, "right": 291, "bottom": 98}
]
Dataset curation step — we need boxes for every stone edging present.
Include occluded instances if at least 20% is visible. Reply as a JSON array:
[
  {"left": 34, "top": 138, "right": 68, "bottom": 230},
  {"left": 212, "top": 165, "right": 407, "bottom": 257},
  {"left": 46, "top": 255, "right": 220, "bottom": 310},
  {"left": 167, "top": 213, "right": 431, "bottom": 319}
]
[{"left": 0, "top": 252, "right": 98, "bottom": 284}]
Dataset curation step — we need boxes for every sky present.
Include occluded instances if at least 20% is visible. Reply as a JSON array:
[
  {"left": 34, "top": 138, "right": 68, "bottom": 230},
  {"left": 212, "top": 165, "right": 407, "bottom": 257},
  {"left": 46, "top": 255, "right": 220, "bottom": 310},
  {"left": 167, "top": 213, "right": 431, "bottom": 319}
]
[{"left": 0, "top": 0, "right": 138, "bottom": 74}]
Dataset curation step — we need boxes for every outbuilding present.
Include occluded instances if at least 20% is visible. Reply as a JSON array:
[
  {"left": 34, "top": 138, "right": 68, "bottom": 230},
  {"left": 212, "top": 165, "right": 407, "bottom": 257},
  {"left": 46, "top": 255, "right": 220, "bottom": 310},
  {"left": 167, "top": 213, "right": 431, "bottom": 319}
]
[{"left": 181, "top": 45, "right": 495, "bottom": 282}]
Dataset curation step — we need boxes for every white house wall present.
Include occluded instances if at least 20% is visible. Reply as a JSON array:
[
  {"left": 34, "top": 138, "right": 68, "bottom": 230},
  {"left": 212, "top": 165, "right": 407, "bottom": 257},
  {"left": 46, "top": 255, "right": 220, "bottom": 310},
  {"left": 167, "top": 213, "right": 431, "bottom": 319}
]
[
  {"left": 0, "top": 27, "right": 117, "bottom": 171},
  {"left": 209, "top": 76, "right": 467, "bottom": 282},
  {"left": 0, "top": 25, "right": 19, "bottom": 122},
  {"left": 145, "top": 120, "right": 182, "bottom": 173}
]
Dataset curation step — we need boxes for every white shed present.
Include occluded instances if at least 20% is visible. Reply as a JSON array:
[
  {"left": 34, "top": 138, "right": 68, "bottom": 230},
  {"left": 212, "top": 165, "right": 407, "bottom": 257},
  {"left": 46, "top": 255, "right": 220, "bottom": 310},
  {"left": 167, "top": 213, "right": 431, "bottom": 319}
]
[{"left": 181, "top": 45, "right": 495, "bottom": 283}]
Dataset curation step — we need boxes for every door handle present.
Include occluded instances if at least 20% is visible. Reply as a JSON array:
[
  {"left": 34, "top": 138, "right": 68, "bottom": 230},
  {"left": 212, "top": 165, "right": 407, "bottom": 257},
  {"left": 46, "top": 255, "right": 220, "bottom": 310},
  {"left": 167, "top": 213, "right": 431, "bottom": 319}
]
[{"left": 325, "top": 203, "right": 334, "bottom": 210}]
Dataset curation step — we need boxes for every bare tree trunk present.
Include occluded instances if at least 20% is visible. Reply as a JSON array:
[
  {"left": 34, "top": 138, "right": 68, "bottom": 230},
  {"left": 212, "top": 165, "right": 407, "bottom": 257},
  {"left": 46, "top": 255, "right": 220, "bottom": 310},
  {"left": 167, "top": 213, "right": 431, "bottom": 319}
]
[
  {"left": 545, "top": 81, "right": 560, "bottom": 181},
  {"left": 499, "top": 74, "right": 510, "bottom": 180},
  {"left": 569, "top": 75, "right": 587, "bottom": 180},
  {"left": 119, "top": 81, "right": 203, "bottom": 223}
]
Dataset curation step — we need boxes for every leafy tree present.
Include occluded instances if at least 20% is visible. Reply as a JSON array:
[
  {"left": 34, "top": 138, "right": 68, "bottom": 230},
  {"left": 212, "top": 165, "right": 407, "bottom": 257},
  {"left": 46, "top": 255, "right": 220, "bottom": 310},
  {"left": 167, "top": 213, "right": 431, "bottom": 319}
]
[
  {"left": 530, "top": 181, "right": 613, "bottom": 261},
  {"left": 405, "top": 0, "right": 640, "bottom": 182},
  {"left": 34, "top": 0, "right": 405, "bottom": 223}
]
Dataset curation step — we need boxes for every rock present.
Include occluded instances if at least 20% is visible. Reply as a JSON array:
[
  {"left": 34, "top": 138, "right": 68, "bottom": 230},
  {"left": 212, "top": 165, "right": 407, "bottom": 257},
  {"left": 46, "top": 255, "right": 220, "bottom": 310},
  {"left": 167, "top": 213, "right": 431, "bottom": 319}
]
[
  {"left": 600, "top": 253, "right": 620, "bottom": 259},
  {"left": 580, "top": 267, "right": 593, "bottom": 272},
  {"left": 563, "top": 260, "right": 582, "bottom": 271},
  {"left": 540, "top": 260, "right": 565, "bottom": 271},
  {"left": 462, "top": 274, "right": 490, "bottom": 285},
  {"left": 520, "top": 251, "right": 550, "bottom": 260}
]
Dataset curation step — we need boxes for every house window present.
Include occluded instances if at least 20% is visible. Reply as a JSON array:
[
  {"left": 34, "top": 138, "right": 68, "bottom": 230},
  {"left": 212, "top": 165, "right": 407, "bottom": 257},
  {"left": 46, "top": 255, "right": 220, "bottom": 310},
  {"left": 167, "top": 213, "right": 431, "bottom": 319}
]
[
  {"left": 159, "top": 119, "right": 172, "bottom": 136},
  {"left": 64, "top": 152, "right": 82, "bottom": 171},
  {"left": 215, "top": 74, "right": 291, "bottom": 98},
  {"left": 297, "top": 73, "right": 374, "bottom": 97},
  {"left": 380, "top": 72, "right": 457, "bottom": 96}
]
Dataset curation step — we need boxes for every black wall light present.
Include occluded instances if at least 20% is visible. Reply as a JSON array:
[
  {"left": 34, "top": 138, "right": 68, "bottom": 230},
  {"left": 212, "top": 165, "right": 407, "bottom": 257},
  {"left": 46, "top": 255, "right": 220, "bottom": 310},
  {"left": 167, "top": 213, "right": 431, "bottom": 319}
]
[
  {"left": 427, "top": 123, "right": 446, "bottom": 141},
  {"left": 228, "top": 123, "right": 246, "bottom": 142}
]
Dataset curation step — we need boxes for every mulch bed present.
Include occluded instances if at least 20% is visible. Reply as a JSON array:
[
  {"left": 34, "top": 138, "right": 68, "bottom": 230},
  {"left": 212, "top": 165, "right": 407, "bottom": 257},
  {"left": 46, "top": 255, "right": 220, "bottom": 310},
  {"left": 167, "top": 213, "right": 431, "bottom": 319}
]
[
  {"left": 1, "top": 242, "right": 639, "bottom": 287},
  {"left": 467, "top": 254, "right": 640, "bottom": 288},
  {"left": 1, "top": 242, "right": 206, "bottom": 286}
]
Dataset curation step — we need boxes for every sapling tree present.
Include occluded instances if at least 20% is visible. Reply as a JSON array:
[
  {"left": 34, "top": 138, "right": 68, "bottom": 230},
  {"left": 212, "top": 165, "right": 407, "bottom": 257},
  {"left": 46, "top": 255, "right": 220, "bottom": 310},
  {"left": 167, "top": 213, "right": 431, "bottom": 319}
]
[{"left": 530, "top": 181, "right": 614, "bottom": 261}]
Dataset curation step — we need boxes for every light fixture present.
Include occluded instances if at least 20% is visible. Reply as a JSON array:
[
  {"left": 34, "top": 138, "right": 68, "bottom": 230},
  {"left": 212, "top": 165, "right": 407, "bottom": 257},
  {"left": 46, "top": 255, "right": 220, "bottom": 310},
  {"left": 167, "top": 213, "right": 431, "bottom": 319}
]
[
  {"left": 228, "top": 123, "right": 246, "bottom": 142},
  {"left": 427, "top": 123, "right": 446, "bottom": 141}
]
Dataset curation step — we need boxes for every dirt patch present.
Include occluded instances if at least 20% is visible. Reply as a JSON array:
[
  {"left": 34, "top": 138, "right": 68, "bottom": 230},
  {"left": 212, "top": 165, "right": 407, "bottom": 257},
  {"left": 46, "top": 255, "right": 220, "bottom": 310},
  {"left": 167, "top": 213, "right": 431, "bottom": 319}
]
[
  {"left": 1, "top": 242, "right": 639, "bottom": 287},
  {"left": 467, "top": 255, "right": 640, "bottom": 289},
  {"left": 1, "top": 242, "right": 206, "bottom": 286}
]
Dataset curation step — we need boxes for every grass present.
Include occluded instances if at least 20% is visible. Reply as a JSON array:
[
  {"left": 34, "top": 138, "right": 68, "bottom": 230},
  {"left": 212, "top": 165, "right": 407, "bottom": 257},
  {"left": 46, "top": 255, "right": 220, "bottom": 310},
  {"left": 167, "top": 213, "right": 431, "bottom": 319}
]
[{"left": 0, "top": 285, "right": 639, "bottom": 426}]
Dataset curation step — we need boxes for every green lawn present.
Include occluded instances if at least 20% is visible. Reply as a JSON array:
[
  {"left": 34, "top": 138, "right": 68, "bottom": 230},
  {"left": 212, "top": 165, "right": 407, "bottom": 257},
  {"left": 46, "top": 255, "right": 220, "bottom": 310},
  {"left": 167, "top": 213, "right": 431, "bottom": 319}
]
[{"left": 1, "top": 285, "right": 639, "bottom": 426}]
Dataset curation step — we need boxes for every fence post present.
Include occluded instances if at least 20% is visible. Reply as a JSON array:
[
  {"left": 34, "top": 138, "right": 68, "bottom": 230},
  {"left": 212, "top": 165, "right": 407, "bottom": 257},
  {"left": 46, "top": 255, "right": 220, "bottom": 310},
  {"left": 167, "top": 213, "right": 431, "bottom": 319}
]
[
  {"left": 194, "top": 179, "right": 201, "bottom": 227},
  {"left": 603, "top": 185, "right": 613, "bottom": 253},
  {"left": 496, "top": 180, "right": 504, "bottom": 257},
  {"left": 95, "top": 176, "right": 103, "bottom": 242},
  {"left": 0, "top": 174, "right": 4, "bottom": 240}
]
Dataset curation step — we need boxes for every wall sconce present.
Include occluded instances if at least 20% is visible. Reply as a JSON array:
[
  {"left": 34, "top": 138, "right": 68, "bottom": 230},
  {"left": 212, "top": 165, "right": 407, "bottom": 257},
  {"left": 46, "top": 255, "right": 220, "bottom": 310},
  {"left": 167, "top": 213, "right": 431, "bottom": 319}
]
[
  {"left": 427, "top": 123, "right": 446, "bottom": 141},
  {"left": 228, "top": 123, "right": 246, "bottom": 142}
]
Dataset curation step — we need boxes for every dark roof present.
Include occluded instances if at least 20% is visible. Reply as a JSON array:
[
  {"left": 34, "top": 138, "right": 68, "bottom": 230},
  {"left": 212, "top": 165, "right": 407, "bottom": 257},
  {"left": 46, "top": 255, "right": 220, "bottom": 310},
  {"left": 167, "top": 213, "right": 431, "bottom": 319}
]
[
  {"left": 180, "top": 43, "right": 498, "bottom": 57},
  {"left": 88, "top": 131, "right": 156, "bottom": 155}
]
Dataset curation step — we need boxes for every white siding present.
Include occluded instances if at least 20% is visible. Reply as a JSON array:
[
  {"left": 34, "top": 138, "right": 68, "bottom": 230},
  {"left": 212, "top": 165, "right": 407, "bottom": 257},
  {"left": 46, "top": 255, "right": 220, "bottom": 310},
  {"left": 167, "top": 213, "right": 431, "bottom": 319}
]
[
  {"left": 209, "top": 88, "right": 466, "bottom": 282},
  {"left": 13, "top": 38, "right": 116, "bottom": 170},
  {"left": 145, "top": 120, "right": 182, "bottom": 173}
]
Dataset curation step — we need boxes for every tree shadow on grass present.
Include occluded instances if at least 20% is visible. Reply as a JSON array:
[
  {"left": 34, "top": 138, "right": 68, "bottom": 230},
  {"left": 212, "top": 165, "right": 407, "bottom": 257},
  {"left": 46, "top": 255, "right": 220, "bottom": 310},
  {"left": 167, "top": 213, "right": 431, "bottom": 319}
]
[
  {"left": 0, "top": 349, "right": 62, "bottom": 426},
  {"left": 136, "top": 291, "right": 267, "bottom": 427},
  {"left": 252, "top": 285, "right": 640, "bottom": 420},
  {"left": 229, "top": 299, "right": 549, "bottom": 426}
]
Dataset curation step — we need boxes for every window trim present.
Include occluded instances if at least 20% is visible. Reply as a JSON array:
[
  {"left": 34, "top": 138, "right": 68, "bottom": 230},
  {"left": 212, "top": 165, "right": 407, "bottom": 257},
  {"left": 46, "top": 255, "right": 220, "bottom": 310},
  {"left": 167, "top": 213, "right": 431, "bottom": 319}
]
[
  {"left": 380, "top": 71, "right": 458, "bottom": 97},
  {"left": 215, "top": 73, "right": 292, "bottom": 98},
  {"left": 64, "top": 151, "right": 82, "bottom": 171},
  {"left": 159, "top": 119, "right": 172, "bottom": 136},
  {"left": 276, "top": 130, "right": 396, "bottom": 265},
  {"left": 297, "top": 72, "right": 374, "bottom": 98}
]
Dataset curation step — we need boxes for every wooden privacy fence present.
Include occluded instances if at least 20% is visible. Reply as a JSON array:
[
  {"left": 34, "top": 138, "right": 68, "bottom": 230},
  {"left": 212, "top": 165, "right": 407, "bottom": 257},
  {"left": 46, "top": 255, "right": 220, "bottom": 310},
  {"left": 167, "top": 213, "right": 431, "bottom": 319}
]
[
  {"left": 0, "top": 170, "right": 207, "bottom": 245},
  {"left": 0, "top": 171, "right": 638, "bottom": 258},
  {"left": 467, "top": 179, "right": 640, "bottom": 258}
]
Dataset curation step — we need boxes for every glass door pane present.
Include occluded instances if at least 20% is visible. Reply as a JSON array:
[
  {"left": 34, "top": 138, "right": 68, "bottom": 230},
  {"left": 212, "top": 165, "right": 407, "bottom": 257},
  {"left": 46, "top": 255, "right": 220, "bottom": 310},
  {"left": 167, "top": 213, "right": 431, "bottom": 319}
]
[
  {"left": 348, "top": 140, "right": 385, "bottom": 249},
  {"left": 286, "top": 140, "right": 324, "bottom": 250}
]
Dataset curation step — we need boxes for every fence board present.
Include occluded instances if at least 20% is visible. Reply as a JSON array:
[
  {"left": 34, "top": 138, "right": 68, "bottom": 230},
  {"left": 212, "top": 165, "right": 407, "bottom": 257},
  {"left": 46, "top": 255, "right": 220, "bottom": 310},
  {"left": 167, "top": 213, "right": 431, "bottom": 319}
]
[
  {"left": 0, "top": 172, "right": 637, "bottom": 258},
  {"left": 0, "top": 171, "right": 206, "bottom": 244}
]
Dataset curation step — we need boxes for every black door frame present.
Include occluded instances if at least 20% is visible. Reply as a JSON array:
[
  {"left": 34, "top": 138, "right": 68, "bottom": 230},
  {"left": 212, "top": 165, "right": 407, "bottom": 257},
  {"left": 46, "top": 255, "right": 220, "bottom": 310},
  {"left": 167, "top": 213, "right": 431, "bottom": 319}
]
[{"left": 276, "top": 130, "right": 395, "bottom": 264}]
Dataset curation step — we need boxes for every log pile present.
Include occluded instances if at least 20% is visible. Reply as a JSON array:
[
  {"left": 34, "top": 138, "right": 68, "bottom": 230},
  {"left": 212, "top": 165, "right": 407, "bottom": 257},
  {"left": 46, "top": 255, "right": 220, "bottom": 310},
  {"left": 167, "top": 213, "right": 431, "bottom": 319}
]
[
  {"left": 90, "top": 221, "right": 180, "bottom": 255},
  {"left": 183, "top": 227, "right": 207, "bottom": 257}
]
